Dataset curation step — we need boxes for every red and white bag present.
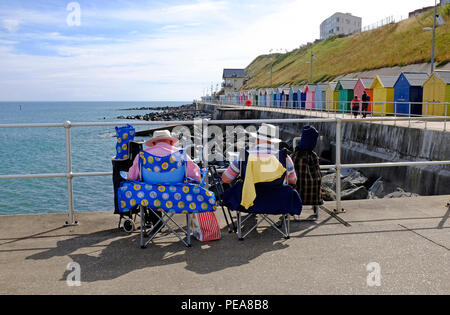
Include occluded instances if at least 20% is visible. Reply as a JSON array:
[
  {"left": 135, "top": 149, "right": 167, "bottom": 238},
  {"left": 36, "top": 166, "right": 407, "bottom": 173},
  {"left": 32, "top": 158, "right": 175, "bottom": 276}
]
[{"left": 191, "top": 212, "right": 221, "bottom": 242}]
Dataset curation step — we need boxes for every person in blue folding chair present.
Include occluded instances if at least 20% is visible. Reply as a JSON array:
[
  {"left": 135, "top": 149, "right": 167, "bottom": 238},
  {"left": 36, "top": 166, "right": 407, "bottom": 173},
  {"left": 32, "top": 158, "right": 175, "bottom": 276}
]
[
  {"left": 118, "top": 130, "right": 218, "bottom": 248},
  {"left": 222, "top": 124, "right": 303, "bottom": 240}
]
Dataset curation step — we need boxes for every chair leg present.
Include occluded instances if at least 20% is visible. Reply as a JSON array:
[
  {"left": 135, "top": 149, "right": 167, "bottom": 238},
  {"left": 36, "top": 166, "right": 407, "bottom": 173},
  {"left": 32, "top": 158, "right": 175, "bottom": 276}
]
[
  {"left": 140, "top": 206, "right": 146, "bottom": 249},
  {"left": 237, "top": 212, "right": 243, "bottom": 241},
  {"left": 186, "top": 214, "right": 192, "bottom": 247},
  {"left": 284, "top": 215, "right": 290, "bottom": 240}
]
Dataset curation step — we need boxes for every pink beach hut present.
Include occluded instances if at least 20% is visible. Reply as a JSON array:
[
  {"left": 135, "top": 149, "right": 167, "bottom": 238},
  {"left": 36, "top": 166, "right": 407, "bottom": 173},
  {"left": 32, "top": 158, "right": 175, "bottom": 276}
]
[{"left": 305, "top": 84, "right": 316, "bottom": 109}]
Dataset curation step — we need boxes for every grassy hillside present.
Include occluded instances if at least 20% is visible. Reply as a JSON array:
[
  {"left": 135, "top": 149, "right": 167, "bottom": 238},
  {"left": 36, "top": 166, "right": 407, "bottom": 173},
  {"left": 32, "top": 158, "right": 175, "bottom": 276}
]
[{"left": 244, "top": 4, "right": 450, "bottom": 89}]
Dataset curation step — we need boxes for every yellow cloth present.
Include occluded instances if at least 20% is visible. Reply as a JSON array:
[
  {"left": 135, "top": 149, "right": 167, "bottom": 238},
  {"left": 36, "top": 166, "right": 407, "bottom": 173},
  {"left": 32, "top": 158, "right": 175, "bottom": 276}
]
[{"left": 241, "top": 154, "right": 286, "bottom": 210}]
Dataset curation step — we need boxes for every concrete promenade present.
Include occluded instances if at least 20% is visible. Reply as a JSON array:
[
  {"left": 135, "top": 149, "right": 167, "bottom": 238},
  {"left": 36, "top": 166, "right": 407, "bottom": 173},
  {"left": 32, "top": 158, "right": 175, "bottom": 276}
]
[{"left": 0, "top": 196, "right": 449, "bottom": 295}]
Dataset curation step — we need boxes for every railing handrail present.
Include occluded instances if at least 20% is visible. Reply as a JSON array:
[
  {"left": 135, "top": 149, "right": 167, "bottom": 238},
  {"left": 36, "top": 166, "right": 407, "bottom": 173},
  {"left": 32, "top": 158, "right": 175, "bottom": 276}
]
[{"left": 1, "top": 115, "right": 450, "bottom": 224}]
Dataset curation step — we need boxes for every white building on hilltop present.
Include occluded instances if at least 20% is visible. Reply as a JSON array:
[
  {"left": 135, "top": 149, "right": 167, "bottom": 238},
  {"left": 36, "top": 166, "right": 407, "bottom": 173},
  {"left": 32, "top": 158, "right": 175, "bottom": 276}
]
[{"left": 320, "top": 12, "right": 362, "bottom": 40}]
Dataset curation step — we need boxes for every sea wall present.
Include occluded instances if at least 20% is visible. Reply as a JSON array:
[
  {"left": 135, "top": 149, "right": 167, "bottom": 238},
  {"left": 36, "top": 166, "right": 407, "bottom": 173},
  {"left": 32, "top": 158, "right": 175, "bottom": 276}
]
[{"left": 197, "top": 103, "right": 450, "bottom": 196}]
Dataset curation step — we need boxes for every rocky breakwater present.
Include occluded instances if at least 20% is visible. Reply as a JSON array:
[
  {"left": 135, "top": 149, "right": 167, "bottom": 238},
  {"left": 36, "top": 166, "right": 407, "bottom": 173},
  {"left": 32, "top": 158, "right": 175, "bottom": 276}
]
[
  {"left": 117, "top": 104, "right": 212, "bottom": 121},
  {"left": 321, "top": 169, "right": 419, "bottom": 201}
]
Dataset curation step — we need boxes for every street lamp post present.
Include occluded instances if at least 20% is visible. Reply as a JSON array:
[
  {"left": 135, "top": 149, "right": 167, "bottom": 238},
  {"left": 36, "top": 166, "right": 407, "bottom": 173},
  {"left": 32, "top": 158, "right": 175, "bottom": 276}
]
[{"left": 431, "top": 0, "right": 437, "bottom": 74}]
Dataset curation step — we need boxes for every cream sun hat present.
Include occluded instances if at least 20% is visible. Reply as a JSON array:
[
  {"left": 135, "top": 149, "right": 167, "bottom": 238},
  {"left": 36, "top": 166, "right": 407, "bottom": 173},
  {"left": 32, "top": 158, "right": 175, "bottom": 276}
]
[
  {"left": 248, "top": 123, "right": 282, "bottom": 144},
  {"left": 145, "top": 130, "right": 179, "bottom": 147}
]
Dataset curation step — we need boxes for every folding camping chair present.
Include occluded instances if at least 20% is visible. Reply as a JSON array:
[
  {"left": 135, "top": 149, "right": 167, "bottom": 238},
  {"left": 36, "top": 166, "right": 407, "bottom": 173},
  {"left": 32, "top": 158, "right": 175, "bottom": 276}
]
[
  {"left": 118, "top": 150, "right": 217, "bottom": 248},
  {"left": 223, "top": 149, "right": 302, "bottom": 241}
]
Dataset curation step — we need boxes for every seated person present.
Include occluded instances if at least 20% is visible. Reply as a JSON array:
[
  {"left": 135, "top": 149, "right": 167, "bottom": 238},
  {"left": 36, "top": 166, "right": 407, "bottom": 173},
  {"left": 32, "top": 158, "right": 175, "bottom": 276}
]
[
  {"left": 222, "top": 124, "right": 297, "bottom": 186},
  {"left": 221, "top": 124, "right": 302, "bottom": 215},
  {"left": 128, "top": 130, "right": 201, "bottom": 183}
]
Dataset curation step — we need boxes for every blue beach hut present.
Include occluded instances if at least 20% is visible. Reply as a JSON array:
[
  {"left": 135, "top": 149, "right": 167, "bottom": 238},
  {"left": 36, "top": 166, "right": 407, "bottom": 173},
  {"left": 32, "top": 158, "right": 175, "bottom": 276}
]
[
  {"left": 289, "top": 86, "right": 301, "bottom": 108},
  {"left": 394, "top": 72, "right": 429, "bottom": 116},
  {"left": 298, "top": 86, "right": 307, "bottom": 109},
  {"left": 276, "top": 88, "right": 284, "bottom": 107}
]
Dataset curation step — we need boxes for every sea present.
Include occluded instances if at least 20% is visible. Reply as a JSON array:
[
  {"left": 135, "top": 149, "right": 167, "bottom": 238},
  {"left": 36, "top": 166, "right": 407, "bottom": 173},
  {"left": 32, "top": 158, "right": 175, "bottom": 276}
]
[{"left": 0, "top": 101, "right": 189, "bottom": 216}]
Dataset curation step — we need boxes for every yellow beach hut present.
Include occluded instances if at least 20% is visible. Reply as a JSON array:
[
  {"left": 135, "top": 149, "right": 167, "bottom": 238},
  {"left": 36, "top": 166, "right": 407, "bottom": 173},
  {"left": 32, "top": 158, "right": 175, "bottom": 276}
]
[
  {"left": 370, "top": 75, "right": 398, "bottom": 116},
  {"left": 326, "top": 82, "right": 339, "bottom": 111},
  {"left": 422, "top": 71, "right": 450, "bottom": 116}
]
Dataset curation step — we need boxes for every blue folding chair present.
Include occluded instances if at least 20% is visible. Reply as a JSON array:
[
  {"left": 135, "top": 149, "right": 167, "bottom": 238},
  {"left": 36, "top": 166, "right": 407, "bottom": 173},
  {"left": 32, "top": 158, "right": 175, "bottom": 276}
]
[
  {"left": 118, "top": 150, "right": 217, "bottom": 248},
  {"left": 223, "top": 149, "right": 302, "bottom": 240}
]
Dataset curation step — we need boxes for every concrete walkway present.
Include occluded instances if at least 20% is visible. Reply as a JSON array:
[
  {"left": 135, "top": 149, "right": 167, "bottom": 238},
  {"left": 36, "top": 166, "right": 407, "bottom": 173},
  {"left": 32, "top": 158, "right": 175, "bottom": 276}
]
[{"left": 0, "top": 196, "right": 449, "bottom": 295}]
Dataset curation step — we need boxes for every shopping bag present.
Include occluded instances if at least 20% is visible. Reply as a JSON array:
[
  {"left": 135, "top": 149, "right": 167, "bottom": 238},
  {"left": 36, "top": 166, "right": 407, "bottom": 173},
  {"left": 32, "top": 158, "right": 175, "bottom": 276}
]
[{"left": 191, "top": 212, "right": 221, "bottom": 242}]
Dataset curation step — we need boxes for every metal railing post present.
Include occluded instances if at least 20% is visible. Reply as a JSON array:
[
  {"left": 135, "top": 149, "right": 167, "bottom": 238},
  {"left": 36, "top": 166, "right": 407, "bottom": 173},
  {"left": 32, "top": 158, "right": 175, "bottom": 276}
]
[
  {"left": 64, "top": 121, "right": 77, "bottom": 226},
  {"left": 202, "top": 118, "right": 210, "bottom": 186},
  {"left": 445, "top": 103, "right": 448, "bottom": 132},
  {"left": 335, "top": 118, "right": 343, "bottom": 213}
]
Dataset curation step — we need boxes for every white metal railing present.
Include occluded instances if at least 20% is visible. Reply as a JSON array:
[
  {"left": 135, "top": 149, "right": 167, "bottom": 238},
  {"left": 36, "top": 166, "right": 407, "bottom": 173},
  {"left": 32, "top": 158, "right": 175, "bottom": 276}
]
[
  {"left": 203, "top": 99, "right": 450, "bottom": 132},
  {"left": 1, "top": 116, "right": 450, "bottom": 225}
]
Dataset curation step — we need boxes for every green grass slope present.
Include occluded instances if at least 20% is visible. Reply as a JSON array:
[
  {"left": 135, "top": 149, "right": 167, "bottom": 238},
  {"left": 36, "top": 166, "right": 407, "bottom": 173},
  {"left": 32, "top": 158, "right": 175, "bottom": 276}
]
[{"left": 244, "top": 4, "right": 450, "bottom": 89}]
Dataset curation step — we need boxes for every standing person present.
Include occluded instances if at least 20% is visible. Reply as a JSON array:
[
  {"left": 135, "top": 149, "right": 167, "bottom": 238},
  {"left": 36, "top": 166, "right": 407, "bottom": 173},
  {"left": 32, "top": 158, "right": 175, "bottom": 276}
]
[
  {"left": 352, "top": 96, "right": 360, "bottom": 118},
  {"left": 362, "top": 91, "right": 371, "bottom": 119}
]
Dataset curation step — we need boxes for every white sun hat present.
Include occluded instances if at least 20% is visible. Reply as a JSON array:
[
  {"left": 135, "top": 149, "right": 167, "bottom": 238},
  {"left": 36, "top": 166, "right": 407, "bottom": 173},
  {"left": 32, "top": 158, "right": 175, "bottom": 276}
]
[
  {"left": 248, "top": 123, "right": 282, "bottom": 144},
  {"left": 145, "top": 130, "right": 179, "bottom": 147}
]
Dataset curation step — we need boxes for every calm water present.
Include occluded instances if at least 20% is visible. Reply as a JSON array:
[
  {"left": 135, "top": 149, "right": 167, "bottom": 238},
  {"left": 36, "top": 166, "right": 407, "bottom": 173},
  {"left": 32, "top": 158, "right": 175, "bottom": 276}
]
[{"left": 0, "top": 101, "right": 189, "bottom": 215}]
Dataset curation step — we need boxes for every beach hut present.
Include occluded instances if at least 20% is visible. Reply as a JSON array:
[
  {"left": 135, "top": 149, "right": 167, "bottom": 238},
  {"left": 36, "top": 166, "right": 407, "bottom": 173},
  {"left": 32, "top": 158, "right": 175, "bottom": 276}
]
[
  {"left": 305, "top": 84, "right": 316, "bottom": 109},
  {"left": 314, "top": 83, "right": 328, "bottom": 111},
  {"left": 261, "top": 89, "right": 266, "bottom": 107},
  {"left": 326, "top": 82, "right": 339, "bottom": 111},
  {"left": 370, "top": 75, "right": 398, "bottom": 116},
  {"left": 354, "top": 78, "right": 374, "bottom": 113},
  {"left": 336, "top": 79, "right": 357, "bottom": 113},
  {"left": 276, "top": 88, "right": 284, "bottom": 107},
  {"left": 265, "top": 89, "right": 270, "bottom": 107},
  {"left": 422, "top": 71, "right": 450, "bottom": 116},
  {"left": 289, "top": 86, "right": 301, "bottom": 108},
  {"left": 394, "top": 72, "right": 428, "bottom": 117},
  {"left": 270, "top": 89, "right": 277, "bottom": 108},
  {"left": 298, "top": 86, "right": 307, "bottom": 109},
  {"left": 281, "top": 88, "right": 290, "bottom": 108}
]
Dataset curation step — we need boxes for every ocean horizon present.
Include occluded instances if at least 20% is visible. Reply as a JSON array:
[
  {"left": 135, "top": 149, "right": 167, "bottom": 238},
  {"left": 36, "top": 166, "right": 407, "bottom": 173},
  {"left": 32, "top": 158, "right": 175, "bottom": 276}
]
[{"left": 0, "top": 101, "right": 190, "bottom": 216}]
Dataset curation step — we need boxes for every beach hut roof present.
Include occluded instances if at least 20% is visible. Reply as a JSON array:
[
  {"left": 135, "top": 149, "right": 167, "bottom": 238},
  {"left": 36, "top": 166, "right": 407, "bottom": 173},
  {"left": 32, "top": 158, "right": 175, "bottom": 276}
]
[
  {"left": 305, "top": 84, "right": 317, "bottom": 92},
  {"left": 372, "top": 75, "right": 398, "bottom": 88},
  {"left": 434, "top": 71, "right": 450, "bottom": 84},
  {"left": 400, "top": 72, "right": 429, "bottom": 87},
  {"left": 290, "top": 86, "right": 301, "bottom": 93},
  {"left": 328, "top": 82, "right": 338, "bottom": 90},
  {"left": 359, "top": 78, "right": 374, "bottom": 88},
  {"left": 337, "top": 79, "right": 357, "bottom": 90},
  {"left": 316, "top": 83, "right": 329, "bottom": 90}
]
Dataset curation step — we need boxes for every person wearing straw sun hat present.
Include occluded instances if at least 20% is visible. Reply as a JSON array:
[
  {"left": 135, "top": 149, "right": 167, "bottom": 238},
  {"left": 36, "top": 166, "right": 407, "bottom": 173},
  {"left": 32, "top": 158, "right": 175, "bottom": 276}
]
[
  {"left": 221, "top": 123, "right": 302, "bottom": 216},
  {"left": 127, "top": 130, "right": 201, "bottom": 183},
  {"left": 222, "top": 123, "right": 297, "bottom": 186}
]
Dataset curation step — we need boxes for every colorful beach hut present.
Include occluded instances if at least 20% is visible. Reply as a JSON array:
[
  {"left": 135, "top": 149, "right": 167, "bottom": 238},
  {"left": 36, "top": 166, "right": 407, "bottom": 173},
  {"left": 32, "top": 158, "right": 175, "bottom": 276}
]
[
  {"left": 270, "top": 89, "right": 278, "bottom": 108},
  {"left": 354, "top": 78, "right": 374, "bottom": 113},
  {"left": 315, "top": 83, "right": 328, "bottom": 111},
  {"left": 289, "top": 86, "right": 301, "bottom": 108},
  {"left": 394, "top": 72, "right": 428, "bottom": 117},
  {"left": 336, "top": 79, "right": 357, "bottom": 113},
  {"left": 305, "top": 84, "right": 316, "bottom": 109},
  {"left": 326, "top": 82, "right": 339, "bottom": 111},
  {"left": 370, "top": 75, "right": 398, "bottom": 116},
  {"left": 265, "top": 89, "right": 272, "bottom": 107},
  {"left": 281, "top": 88, "right": 290, "bottom": 108},
  {"left": 422, "top": 71, "right": 450, "bottom": 116},
  {"left": 298, "top": 86, "right": 307, "bottom": 109}
]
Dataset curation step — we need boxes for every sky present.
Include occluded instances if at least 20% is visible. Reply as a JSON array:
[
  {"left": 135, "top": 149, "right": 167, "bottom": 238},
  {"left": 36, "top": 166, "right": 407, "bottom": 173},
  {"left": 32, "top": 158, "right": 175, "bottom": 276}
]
[{"left": 0, "top": 0, "right": 438, "bottom": 101}]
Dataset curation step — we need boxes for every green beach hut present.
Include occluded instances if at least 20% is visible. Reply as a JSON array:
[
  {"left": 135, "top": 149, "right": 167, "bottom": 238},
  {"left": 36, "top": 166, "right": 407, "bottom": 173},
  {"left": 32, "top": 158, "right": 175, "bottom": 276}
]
[{"left": 336, "top": 79, "right": 357, "bottom": 113}]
